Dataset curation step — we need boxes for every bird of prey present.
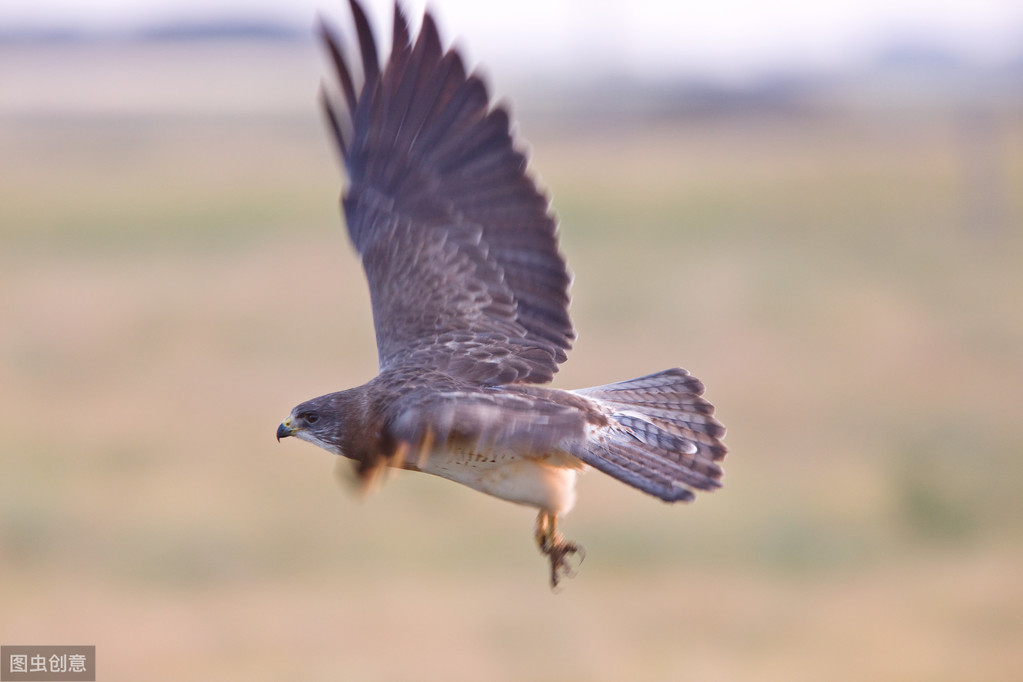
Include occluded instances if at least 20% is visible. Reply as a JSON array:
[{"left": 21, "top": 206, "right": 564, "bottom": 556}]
[{"left": 277, "top": 0, "right": 727, "bottom": 588}]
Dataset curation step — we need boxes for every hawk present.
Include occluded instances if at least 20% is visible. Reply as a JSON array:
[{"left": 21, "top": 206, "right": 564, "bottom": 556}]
[{"left": 277, "top": 0, "right": 727, "bottom": 588}]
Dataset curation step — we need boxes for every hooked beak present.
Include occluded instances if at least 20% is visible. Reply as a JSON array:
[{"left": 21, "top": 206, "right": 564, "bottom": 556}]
[{"left": 276, "top": 418, "right": 293, "bottom": 442}]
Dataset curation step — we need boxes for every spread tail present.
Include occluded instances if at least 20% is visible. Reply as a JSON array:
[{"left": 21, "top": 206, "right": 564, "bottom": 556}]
[{"left": 571, "top": 368, "right": 727, "bottom": 502}]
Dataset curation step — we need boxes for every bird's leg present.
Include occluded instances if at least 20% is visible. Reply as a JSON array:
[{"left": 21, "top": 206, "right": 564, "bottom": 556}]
[{"left": 534, "top": 509, "right": 585, "bottom": 590}]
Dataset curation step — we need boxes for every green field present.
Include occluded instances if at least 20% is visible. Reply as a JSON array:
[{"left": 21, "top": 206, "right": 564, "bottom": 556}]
[{"left": 2, "top": 43, "right": 1022, "bottom": 681}]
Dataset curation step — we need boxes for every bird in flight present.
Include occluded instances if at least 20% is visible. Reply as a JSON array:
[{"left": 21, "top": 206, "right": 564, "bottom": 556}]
[{"left": 277, "top": 0, "right": 727, "bottom": 588}]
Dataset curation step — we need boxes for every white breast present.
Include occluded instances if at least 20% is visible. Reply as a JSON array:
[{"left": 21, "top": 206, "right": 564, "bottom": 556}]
[{"left": 415, "top": 444, "right": 585, "bottom": 515}]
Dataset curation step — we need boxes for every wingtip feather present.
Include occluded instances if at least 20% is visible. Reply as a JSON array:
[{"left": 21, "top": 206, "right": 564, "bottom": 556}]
[{"left": 349, "top": 0, "right": 380, "bottom": 85}]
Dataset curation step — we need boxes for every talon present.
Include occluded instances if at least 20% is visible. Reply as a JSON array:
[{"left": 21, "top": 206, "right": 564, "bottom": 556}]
[
  {"left": 534, "top": 510, "right": 585, "bottom": 590},
  {"left": 548, "top": 540, "right": 584, "bottom": 589}
]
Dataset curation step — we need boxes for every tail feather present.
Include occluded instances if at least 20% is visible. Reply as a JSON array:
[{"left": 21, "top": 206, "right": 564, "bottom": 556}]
[{"left": 572, "top": 368, "right": 727, "bottom": 503}]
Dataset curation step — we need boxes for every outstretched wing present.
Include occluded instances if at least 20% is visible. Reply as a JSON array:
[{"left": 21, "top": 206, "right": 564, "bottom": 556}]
[{"left": 320, "top": 1, "right": 574, "bottom": 385}]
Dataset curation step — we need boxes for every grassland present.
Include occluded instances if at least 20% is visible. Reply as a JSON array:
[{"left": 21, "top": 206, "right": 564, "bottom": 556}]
[{"left": 2, "top": 42, "right": 1022, "bottom": 681}]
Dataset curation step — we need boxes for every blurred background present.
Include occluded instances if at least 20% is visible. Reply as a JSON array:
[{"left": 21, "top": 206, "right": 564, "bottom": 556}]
[{"left": 2, "top": 1, "right": 1022, "bottom": 680}]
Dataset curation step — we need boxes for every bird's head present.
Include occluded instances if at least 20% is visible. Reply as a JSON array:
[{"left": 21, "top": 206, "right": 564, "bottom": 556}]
[{"left": 277, "top": 395, "right": 344, "bottom": 456}]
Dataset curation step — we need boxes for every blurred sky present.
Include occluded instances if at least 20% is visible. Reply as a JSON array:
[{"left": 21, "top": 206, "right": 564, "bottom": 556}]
[{"left": 3, "top": 0, "right": 1023, "bottom": 81}]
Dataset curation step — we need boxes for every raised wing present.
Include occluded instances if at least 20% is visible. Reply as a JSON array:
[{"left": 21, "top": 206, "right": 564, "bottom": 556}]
[{"left": 319, "top": 1, "right": 574, "bottom": 385}]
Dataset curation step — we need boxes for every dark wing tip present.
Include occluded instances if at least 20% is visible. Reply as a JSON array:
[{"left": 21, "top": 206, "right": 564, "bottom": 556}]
[
  {"left": 392, "top": 2, "right": 411, "bottom": 53},
  {"left": 318, "top": 16, "right": 358, "bottom": 113},
  {"left": 319, "top": 82, "right": 348, "bottom": 158},
  {"left": 419, "top": 9, "right": 442, "bottom": 51},
  {"left": 348, "top": 0, "right": 380, "bottom": 86}
]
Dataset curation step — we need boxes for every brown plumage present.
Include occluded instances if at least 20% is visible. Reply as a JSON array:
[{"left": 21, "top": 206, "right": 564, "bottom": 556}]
[{"left": 277, "top": 0, "right": 727, "bottom": 588}]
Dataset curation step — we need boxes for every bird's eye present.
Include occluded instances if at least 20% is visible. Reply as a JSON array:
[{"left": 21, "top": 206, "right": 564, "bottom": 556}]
[{"left": 303, "top": 413, "right": 319, "bottom": 425}]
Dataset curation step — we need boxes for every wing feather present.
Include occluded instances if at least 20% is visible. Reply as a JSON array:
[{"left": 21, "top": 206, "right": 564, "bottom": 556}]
[
  {"left": 320, "top": 1, "right": 574, "bottom": 384},
  {"left": 383, "top": 381, "right": 594, "bottom": 456}
]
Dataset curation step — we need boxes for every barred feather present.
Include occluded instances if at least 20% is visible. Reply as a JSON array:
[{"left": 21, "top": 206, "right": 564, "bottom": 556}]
[{"left": 572, "top": 368, "right": 727, "bottom": 502}]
